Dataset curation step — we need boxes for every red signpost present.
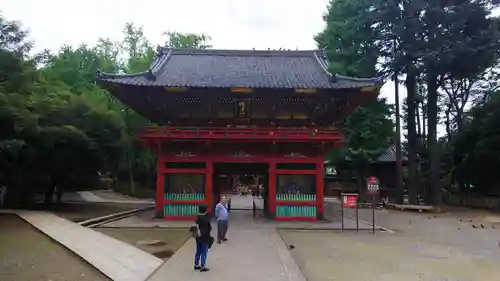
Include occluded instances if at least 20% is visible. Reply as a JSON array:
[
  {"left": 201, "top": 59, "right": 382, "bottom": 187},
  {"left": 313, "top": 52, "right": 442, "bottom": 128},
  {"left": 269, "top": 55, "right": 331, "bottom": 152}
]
[{"left": 342, "top": 193, "right": 358, "bottom": 208}]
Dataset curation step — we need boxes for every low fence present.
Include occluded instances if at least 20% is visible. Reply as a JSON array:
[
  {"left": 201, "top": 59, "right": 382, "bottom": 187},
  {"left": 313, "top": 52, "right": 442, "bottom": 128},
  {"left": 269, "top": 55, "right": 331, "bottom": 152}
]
[{"left": 444, "top": 194, "right": 500, "bottom": 210}]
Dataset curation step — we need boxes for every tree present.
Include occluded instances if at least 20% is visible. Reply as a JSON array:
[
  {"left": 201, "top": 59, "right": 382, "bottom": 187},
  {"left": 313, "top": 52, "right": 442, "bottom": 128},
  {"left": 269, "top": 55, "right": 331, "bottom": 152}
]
[
  {"left": 163, "top": 31, "right": 211, "bottom": 49},
  {"left": 418, "top": 0, "right": 500, "bottom": 205},
  {"left": 0, "top": 15, "right": 123, "bottom": 206},
  {"left": 452, "top": 93, "right": 500, "bottom": 195},
  {"left": 0, "top": 13, "right": 218, "bottom": 205},
  {"left": 317, "top": 0, "right": 395, "bottom": 194}
]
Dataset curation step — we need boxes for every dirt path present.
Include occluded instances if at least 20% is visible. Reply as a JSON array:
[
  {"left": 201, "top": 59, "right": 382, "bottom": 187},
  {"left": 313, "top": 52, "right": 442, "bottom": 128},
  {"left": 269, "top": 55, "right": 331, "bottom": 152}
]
[{"left": 0, "top": 214, "right": 108, "bottom": 281}]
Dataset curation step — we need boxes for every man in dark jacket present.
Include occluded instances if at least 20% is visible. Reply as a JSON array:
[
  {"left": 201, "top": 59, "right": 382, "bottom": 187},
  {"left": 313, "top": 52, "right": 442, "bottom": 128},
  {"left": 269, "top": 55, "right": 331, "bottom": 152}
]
[{"left": 193, "top": 205, "right": 212, "bottom": 272}]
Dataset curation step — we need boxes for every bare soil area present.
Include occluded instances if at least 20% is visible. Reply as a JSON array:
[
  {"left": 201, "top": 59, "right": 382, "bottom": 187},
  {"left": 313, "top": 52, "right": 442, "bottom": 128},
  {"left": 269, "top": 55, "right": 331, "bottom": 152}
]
[
  {"left": 95, "top": 227, "right": 190, "bottom": 260},
  {"left": 47, "top": 202, "right": 150, "bottom": 222},
  {"left": 0, "top": 214, "right": 108, "bottom": 281},
  {"left": 91, "top": 190, "right": 153, "bottom": 202}
]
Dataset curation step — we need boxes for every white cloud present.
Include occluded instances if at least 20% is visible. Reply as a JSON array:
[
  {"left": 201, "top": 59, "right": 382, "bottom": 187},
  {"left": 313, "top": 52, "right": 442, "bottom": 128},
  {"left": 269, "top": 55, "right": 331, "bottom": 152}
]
[
  {"left": 1, "top": 0, "right": 329, "bottom": 52},
  {"left": 1, "top": 0, "right": 441, "bottom": 137}
]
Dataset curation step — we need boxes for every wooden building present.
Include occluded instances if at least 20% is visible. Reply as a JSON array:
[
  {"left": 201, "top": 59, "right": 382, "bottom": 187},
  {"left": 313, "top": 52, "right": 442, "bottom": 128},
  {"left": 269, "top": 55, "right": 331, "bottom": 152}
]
[
  {"left": 324, "top": 144, "right": 408, "bottom": 198},
  {"left": 96, "top": 47, "right": 382, "bottom": 221}
]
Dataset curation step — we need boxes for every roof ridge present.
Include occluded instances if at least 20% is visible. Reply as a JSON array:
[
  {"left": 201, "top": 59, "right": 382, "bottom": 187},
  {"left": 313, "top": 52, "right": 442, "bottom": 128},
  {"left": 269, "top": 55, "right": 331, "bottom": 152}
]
[
  {"left": 312, "top": 50, "right": 337, "bottom": 83},
  {"left": 335, "top": 73, "right": 384, "bottom": 83},
  {"left": 96, "top": 69, "right": 156, "bottom": 81},
  {"left": 311, "top": 50, "right": 383, "bottom": 84},
  {"left": 151, "top": 48, "right": 173, "bottom": 75},
  {"left": 156, "top": 46, "right": 321, "bottom": 57}
]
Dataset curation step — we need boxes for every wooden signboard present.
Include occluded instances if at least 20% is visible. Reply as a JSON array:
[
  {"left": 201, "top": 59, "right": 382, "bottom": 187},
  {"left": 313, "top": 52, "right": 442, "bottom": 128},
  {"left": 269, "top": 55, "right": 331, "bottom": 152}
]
[{"left": 234, "top": 99, "right": 251, "bottom": 118}]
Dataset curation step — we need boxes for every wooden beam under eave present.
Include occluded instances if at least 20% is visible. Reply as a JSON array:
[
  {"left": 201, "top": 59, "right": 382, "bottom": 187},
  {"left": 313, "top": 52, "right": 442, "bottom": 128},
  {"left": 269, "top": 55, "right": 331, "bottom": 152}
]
[
  {"left": 295, "top": 88, "right": 316, "bottom": 94},
  {"left": 165, "top": 87, "right": 188, "bottom": 92},
  {"left": 360, "top": 85, "right": 381, "bottom": 93},
  {"left": 230, "top": 87, "right": 253, "bottom": 93},
  {"left": 292, "top": 114, "right": 308, "bottom": 120}
]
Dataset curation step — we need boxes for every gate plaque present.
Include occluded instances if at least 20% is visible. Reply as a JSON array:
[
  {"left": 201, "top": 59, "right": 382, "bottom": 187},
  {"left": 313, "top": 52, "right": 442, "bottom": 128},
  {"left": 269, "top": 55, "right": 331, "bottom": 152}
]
[{"left": 234, "top": 99, "right": 251, "bottom": 118}]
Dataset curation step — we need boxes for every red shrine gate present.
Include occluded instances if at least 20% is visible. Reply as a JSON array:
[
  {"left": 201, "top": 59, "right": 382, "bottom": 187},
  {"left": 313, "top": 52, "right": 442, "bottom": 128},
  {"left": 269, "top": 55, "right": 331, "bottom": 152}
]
[
  {"left": 96, "top": 48, "right": 382, "bottom": 221},
  {"left": 140, "top": 126, "right": 342, "bottom": 220}
]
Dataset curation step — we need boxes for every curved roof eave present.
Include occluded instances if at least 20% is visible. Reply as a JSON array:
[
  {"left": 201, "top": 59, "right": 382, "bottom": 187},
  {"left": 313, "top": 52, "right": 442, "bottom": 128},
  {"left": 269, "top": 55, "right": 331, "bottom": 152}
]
[
  {"left": 312, "top": 49, "right": 384, "bottom": 86},
  {"left": 95, "top": 46, "right": 170, "bottom": 83}
]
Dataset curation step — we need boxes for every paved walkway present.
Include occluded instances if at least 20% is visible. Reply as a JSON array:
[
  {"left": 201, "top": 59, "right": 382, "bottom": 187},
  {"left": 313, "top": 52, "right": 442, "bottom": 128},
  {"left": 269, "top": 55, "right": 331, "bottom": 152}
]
[
  {"left": 17, "top": 211, "right": 162, "bottom": 281},
  {"left": 226, "top": 194, "right": 264, "bottom": 209},
  {"left": 147, "top": 211, "right": 306, "bottom": 281},
  {"left": 77, "top": 191, "right": 153, "bottom": 204}
]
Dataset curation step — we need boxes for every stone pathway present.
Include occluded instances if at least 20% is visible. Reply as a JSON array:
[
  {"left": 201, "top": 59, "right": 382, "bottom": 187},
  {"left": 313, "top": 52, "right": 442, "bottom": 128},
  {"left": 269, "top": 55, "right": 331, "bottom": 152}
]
[
  {"left": 226, "top": 194, "right": 264, "bottom": 210},
  {"left": 146, "top": 211, "right": 306, "bottom": 281},
  {"left": 17, "top": 211, "right": 162, "bottom": 281}
]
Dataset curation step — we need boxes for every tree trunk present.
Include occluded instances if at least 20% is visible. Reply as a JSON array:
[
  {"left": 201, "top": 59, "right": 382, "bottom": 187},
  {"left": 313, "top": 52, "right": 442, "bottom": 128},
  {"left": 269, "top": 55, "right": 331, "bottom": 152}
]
[
  {"left": 402, "top": 0, "right": 420, "bottom": 205},
  {"left": 44, "top": 183, "right": 55, "bottom": 206},
  {"left": 394, "top": 74, "right": 404, "bottom": 204},
  {"left": 357, "top": 167, "right": 368, "bottom": 202},
  {"left": 416, "top": 103, "right": 422, "bottom": 137},
  {"left": 405, "top": 69, "right": 419, "bottom": 205},
  {"left": 422, "top": 106, "right": 427, "bottom": 143},
  {"left": 427, "top": 73, "right": 442, "bottom": 206},
  {"left": 445, "top": 109, "right": 452, "bottom": 141}
]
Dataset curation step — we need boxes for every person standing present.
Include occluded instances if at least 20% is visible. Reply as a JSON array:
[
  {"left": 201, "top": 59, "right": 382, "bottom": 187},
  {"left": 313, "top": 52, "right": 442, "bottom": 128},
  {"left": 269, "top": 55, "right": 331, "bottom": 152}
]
[
  {"left": 193, "top": 205, "right": 212, "bottom": 272},
  {"left": 0, "top": 185, "right": 7, "bottom": 208},
  {"left": 215, "top": 196, "right": 229, "bottom": 244}
]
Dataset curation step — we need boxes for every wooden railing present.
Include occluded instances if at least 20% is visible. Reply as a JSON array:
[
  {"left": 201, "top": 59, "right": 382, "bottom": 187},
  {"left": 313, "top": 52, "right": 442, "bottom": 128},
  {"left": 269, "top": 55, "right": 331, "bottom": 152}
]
[{"left": 139, "top": 126, "right": 343, "bottom": 142}]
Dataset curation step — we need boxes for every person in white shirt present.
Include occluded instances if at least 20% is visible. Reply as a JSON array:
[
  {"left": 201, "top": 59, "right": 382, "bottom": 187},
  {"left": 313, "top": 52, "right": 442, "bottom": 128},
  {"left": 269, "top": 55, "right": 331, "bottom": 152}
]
[{"left": 215, "top": 196, "right": 229, "bottom": 244}]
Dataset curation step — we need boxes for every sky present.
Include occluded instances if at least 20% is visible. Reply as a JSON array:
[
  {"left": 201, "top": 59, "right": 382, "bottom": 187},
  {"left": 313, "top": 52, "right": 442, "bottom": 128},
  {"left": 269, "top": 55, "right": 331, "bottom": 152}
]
[{"left": 2, "top": 0, "right": 408, "bottom": 131}]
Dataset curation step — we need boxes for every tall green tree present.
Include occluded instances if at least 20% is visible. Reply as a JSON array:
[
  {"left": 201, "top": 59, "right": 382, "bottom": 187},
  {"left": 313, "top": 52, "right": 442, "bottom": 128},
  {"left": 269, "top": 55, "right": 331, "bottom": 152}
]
[
  {"left": 452, "top": 93, "right": 500, "bottom": 195},
  {"left": 316, "top": 0, "right": 395, "bottom": 194}
]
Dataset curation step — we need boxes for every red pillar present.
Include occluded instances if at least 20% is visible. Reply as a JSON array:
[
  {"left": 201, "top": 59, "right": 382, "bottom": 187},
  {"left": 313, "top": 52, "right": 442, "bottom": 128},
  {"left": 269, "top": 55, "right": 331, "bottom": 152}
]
[
  {"left": 268, "top": 161, "right": 277, "bottom": 218},
  {"left": 316, "top": 157, "right": 325, "bottom": 219},
  {"left": 205, "top": 160, "right": 213, "bottom": 213},
  {"left": 156, "top": 154, "right": 165, "bottom": 218}
]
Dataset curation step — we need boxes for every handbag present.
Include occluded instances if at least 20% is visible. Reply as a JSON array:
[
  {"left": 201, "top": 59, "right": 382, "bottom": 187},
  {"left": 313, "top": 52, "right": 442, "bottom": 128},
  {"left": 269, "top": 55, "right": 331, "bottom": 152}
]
[
  {"left": 189, "top": 225, "right": 201, "bottom": 238},
  {"left": 208, "top": 236, "right": 214, "bottom": 249}
]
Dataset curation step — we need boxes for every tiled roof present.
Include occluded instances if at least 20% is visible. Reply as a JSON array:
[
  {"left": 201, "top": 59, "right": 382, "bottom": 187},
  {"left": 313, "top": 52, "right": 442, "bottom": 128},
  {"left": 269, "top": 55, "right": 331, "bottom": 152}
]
[
  {"left": 375, "top": 144, "right": 408, "bottom": 163},
  {"left": 96, "top": 47, "right": 383, "bottom": 89},
  {"left": 342, "top": 144, "right": 407, "bottom": 163}
]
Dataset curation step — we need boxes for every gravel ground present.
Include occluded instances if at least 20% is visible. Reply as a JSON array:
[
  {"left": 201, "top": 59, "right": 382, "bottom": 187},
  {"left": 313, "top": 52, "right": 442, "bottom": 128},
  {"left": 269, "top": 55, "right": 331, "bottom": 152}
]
[
  {"left": 0, "top": 214, "right": 108, "bottom": 281},
  {"left": 338, "top": 204, "right": 500, "bottom": 260},
  {"left": 281, "top": 230, "right": 500, "bottom": 281},
  {"left": 95, "top": 228, "right": 190, "bottom": 260},
  {"left": 279, "top": 204, "right": 500, "bottom": 281}
]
